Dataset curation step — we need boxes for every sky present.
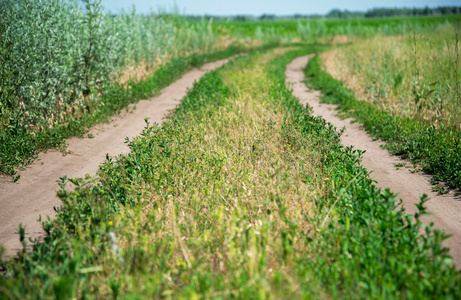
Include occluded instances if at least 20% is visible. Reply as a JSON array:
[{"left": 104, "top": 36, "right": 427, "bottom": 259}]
[{"left": 100, "top": 0, "right": 461, "bottom": 16}]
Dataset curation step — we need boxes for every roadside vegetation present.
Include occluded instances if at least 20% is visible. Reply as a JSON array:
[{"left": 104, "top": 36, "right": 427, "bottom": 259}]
[
  {"left": 0, "top": 0, "right": 256, "bottom": 178},
  {"left": 1, "top": 0, "right": 459, "bottom": 180},
  {"left": 1, "top": 2, "right": 461, "bottom": 297},
  {"left": 312, "top": 20, "right": 461, "bottom": 189},
  {"left": 1, "top": 47, "right": 460, "bottom": 299}
]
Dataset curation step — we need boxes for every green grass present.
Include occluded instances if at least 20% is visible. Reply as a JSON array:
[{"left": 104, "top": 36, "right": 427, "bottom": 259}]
[
  {"left": 305, "top": 55, "right": 461, "bottom": 189},
  {"left": 1, "top": 47, "right": 459, "bottom": 299},
  {"left": 213, "top": 15, "right": 461, "bottom": 40}
]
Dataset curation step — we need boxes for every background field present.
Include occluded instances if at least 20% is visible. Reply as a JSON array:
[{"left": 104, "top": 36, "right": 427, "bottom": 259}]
[{"left": 321, "top": 22, "right": 460, "bottom": 129}]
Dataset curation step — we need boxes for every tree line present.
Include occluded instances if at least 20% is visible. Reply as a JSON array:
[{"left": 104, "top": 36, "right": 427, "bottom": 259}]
[
  {"left": 327, "top": 6, "right": 461, "bottom": 19},
  {"left": 185, "top": 6, "right": 460, "bottom": 22}
]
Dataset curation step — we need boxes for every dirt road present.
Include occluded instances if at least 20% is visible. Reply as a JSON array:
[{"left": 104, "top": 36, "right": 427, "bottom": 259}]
[
  {"left": 286, "top": 54, "right": 461, "bottom": 267},
  {"left": 0, "top": 59, "right": 229, "bottom": 256}
]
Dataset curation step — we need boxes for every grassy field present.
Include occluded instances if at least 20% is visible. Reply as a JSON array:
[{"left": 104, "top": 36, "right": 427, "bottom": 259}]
[
  {"left": 213, "top": 15, "right": 461, "bottom": 41},
  {"left": 1, "top": 2, "right": 461, "bottom": 297},
  {"left": 1, "top": 47, "right": 460, "bottom": 299},
  {"left": 320, "top": 22, "right": 460, "bottom": 128}
]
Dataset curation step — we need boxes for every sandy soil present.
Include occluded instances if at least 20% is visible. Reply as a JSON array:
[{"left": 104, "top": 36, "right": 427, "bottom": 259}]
[
  {"left": 0, "top": 59, "right": 229, "bottom": 257},
  {"left": 286, "top": 55, "right": 461, "bottom": 268}
]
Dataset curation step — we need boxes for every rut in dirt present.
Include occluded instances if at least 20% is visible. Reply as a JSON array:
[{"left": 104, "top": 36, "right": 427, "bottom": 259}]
[
  {"left": 285, "top": 54, "right": 461, "bottom": 268},
  {"left": 0, "top": 59, "right": 230, "bottom": 257}
]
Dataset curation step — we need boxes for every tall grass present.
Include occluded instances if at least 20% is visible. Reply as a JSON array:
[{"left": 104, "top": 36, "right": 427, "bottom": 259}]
[
  {"left": 321, "top": 22, "right": 461, "bottom": 129},
  {"left": 0, "top": 0, "right": 218, "bottom": 132}
]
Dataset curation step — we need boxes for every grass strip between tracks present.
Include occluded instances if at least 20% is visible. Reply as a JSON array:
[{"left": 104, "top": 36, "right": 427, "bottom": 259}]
[{"left": 1, "top": 47, "right": 460, "bottom": 299}]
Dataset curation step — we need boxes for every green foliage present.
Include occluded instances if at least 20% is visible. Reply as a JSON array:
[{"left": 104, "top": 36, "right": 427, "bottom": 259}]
[
  {"left": 305, "top": 55, "right": 461, "bottom": 189},
  {"left": 2, "top": 4, "right": 459, "bottom": 180},
  {"left": 0, "top": 0, "right": 118, "bottom": 127},
  {"left": 1, "top": 47, "right": 459, "bottom": 299}
]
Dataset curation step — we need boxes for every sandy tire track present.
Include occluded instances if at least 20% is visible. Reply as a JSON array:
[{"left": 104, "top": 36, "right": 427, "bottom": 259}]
[
  {"left": 0, "top": 58, "right": 230, "bottom": 257},
  {"left": 286, "top": 54, "right": 461, "bottom": 268}
]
